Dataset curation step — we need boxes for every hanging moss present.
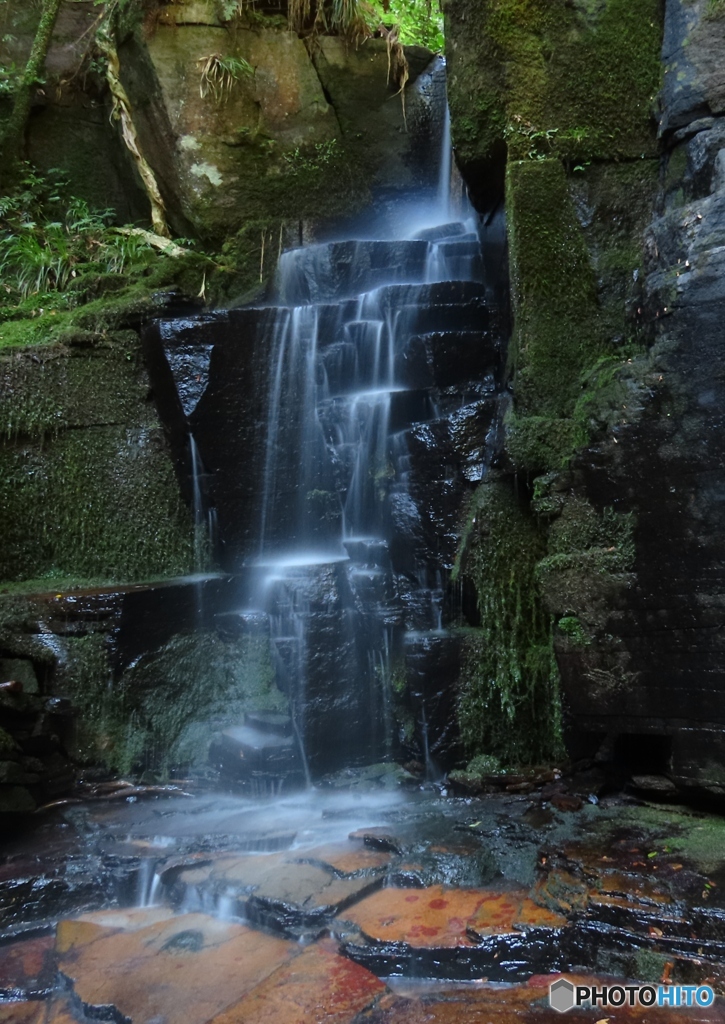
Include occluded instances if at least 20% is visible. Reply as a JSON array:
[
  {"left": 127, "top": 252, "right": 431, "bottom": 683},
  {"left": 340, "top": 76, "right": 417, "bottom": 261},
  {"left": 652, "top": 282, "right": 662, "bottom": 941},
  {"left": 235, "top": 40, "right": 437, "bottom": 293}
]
[{"left": 454, "top": 479, "right": 564, "bottom": 766}]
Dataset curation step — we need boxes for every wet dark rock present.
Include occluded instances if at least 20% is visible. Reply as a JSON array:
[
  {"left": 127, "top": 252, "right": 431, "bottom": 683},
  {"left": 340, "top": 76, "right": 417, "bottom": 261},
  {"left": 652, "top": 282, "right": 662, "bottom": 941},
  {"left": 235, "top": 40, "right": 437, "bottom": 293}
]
[
  {"left": 320, "top": 763, "right": 416, "bottom": 792},
  {"left": 244, "top": 711, "right": 293, "bottom": 736},
  {"left": 0, "top": 786, "right": 36, "bottom": 814},
  {"left": 0, "top": 762, "right": 39, "bottom": 786},
  {"left": 213, "top": 726, "right": 299, "bottom": 777},
  {"left": 447, "top": 771, "right": 487, "bottom": 796},
  {"left": 413, "top": 222, "right": 468, "bottom": 242},
  {"left": 348, "top": 828, "right": 403, "bottom": 856},
  {"left": 660, "top": 0, "right": 725, "bottom": 136},
  {"left": 550, "top": 792, "right": 584, "bottom": 813},
  {"left": 158, "top": 317, "right": 218, "bottom": 417},
  {"left": 277, "top": 240, "right": 430, "bottom": 304},
  {"left": 0, "top": 934, "right": 57, "bottom": 1000},
  {"left": 629, "top": 774, "right": 678, "bottom": 796},
  {"left": 215, "top": 610, "right": 270, "bottom": 639},
  {"left": 401, "top": 632, "right": 463, "bottom": 771}
]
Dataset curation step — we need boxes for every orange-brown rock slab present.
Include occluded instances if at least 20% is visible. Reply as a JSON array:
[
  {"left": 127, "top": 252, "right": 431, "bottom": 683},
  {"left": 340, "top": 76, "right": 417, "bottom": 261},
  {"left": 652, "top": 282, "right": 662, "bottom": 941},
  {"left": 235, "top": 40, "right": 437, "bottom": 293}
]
[
  {"left": 58, "top": 912, "right": 299, "bottom": 1024},
  {"left": 208, "top": 940, "right": 386, "bottom": 1024},
  {"left": 356, "top": 977, "right": 725, "bottom": 1023},
  {"left": 291, "top": 844, "right": 392, "bottom": 876},
  {"left": 55, "top": 906, "right": 176, "bottom": 953},
  {"left": 0, "top": 1004, "right": 44, "bottom": 1024},
  {"left": 198, "top": 852, "right": 383, "bottom": 915},
  {"left": 340, "top": 886, "right": 567, "bottom": 948}
]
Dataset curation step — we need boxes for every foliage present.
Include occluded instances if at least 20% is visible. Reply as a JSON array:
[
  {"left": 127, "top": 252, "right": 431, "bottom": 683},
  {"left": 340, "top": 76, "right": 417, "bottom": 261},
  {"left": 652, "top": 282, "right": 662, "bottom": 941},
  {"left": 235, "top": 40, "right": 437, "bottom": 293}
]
[
  {"left": 0, "top": 167, "right": 158, "bottom": 320},
  {"left": 282, "top": 139, "right": 340, "bottom": 175},
  {"left": 282, "top": 0, "right": 442, "bottom": 48},
  {"left": 455, "top": 481, "right": 564, "bottom": 766},
  {"left": 370, "top": 0, "right": 443, "bottom": 51},
  {"left": 0, "top": 59, "right": 18, "bottom": 97},
  {"left": 198, "top": 53, "right": 254, "bottom": 104}
]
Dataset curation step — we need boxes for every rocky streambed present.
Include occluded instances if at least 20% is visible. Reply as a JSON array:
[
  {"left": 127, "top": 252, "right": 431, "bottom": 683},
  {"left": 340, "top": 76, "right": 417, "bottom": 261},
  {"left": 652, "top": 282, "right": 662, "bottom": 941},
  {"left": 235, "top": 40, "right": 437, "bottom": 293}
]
[{"left": 1, "top": 782, "right": 725, "bottom": 1022}]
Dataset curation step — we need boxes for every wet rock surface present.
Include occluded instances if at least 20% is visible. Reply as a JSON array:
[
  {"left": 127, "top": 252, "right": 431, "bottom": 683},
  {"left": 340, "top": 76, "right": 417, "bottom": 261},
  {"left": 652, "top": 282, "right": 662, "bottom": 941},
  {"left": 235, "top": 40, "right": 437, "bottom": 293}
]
[{"left": 1, "top": 788, "right": 725, "bottom": 1021}]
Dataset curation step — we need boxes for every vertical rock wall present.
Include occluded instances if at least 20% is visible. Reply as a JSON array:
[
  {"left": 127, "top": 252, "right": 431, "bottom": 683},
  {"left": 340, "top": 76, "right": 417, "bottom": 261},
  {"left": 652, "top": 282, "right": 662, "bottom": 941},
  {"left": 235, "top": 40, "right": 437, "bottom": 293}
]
[{"left": 446, "top": 0, "right": 725, "bottom": 793}]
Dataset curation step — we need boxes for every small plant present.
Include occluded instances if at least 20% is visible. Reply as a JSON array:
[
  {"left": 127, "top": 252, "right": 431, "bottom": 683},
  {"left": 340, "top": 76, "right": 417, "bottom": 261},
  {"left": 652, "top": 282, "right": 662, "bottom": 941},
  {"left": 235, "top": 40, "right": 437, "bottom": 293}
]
[
  {"left": 0, "top": 168, "right": 157, "bottom": 310},
  {"left": 282, "top": 139, "right": 340, "bottom": 175},
  {"left": 467, "top": 753, "right": 501, "bottom": 776},
  {"left": 216, "top": 0, "right": 250, "bottom": 20},
  {"left": 557, "top": 616, "right": 591, "bottom": 647},
  {"left": 371, "top": 0, "right": 444, "bottom": 51},
  {"left": 0, "top": 60, "right": 18, "bottom": 97},
  {"left": 198, "top": 53, "right": 253, "bottom": 104},
  {"left": 505, "top": 116, "right": 559, "bottom": 161}
]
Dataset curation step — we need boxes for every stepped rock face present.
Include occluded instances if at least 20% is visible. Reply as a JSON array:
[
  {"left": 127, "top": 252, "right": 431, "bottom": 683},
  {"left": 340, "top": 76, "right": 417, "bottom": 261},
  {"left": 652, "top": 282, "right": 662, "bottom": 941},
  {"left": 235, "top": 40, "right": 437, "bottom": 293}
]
[{"left": 445, "top": 0, "right": 725, "bottom": 792}]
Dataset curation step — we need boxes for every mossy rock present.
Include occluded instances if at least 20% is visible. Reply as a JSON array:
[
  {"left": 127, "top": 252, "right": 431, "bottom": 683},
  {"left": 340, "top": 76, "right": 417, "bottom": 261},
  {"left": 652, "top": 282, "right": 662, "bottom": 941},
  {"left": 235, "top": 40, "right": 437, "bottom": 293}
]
[
  {"left": 445, "top": 0, "right": 663, "bottom": 174},
  {"left": 0, "top": 336, "right": 193, "bottom": 583},
  {"left": 58, "top": 630, "right": 284, "bottom": 775}
]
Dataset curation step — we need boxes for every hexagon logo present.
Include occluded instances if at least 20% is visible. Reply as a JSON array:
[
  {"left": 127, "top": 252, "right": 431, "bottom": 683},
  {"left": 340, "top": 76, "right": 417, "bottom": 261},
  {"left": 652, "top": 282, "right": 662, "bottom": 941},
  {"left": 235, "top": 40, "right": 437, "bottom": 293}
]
[{"left": 549, "top": 978, "right": 576, "bottom": 1013}]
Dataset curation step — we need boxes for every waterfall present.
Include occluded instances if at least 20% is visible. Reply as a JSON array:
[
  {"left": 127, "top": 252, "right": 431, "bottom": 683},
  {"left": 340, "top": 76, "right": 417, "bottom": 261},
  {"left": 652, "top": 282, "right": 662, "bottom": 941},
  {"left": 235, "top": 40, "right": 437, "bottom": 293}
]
[
  {"left": 158, "top": 62, "right": 504, "bottom": 783},
  {"left": 239, "top": 95, "right": 486, "bottom": 777}
]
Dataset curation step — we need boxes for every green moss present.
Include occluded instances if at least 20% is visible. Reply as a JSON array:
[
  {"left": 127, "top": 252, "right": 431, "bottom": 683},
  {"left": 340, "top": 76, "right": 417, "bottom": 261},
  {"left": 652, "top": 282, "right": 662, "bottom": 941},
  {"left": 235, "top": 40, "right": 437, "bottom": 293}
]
[
  {"left": 454, "top": 480, "right": 564, "bottom": 765},
  {"left": 536, "top": 497, "right": 635, "bottom": 620},
  {"left": 557, "top": 615, "right": 591, "bottom": 647},
  {"left": 0, "top": 251, "right": 214, "bottom": 352},
  {"left": 606, "top": 804, "right": 725, "bottom": 875},
  {"left": 0, "top": 573, "right": 184, "bottom": 596},
  {"left": 507, "top": 159, "right": 599, "bottom": 419},
  {"left": 60, "top": 630, "right": 283, "bottom": 775},
  {"left": 0, "top": 335, "right": 144, "bottom": 439},
  {"left": 446, "top": 0, "right": 663, "bottom": 168},
  {"left": 0, "top": 426, "right": 193, "bottom": 581},
  {"left": 504, "top": 157, "right": 657, "bottom": 475},
  {"left": 0, "top": 333, "right": 193, "bottom": 582},
  {"left": 506, "top": 414, "right": 587, "bottom": 474}
]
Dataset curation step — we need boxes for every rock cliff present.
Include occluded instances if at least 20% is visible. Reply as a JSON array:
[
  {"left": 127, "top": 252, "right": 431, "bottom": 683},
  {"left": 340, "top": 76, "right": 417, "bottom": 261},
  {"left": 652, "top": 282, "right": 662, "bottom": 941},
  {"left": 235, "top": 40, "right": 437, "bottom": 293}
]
[{"left": 445, "top": 0, "right": 725, "bottom": 796}]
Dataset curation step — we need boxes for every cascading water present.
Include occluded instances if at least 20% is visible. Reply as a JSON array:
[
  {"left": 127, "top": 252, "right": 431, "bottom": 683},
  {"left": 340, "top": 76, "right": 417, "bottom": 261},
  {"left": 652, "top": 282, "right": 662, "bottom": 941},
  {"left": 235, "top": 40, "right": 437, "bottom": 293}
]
[
  {"left": 234, "top": 110, "right": 487, "bottom": 780},
  {"left": 154, "top": 60, "right": 506, "bottom": 785}
]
